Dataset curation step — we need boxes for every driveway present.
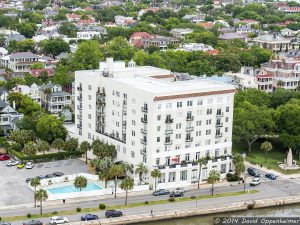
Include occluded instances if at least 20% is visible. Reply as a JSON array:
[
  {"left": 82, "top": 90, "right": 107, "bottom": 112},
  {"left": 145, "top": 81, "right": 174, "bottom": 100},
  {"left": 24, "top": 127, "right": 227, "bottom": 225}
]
[{"left": 0, "top": 159, "right": 90, "bottom": 207}]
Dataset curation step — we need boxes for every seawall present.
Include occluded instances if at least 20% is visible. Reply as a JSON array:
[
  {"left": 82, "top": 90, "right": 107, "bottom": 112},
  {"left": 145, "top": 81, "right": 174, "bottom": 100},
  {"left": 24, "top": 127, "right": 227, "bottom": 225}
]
[{"left": 69, "top": 195, "right": 300, "bottom": 225}]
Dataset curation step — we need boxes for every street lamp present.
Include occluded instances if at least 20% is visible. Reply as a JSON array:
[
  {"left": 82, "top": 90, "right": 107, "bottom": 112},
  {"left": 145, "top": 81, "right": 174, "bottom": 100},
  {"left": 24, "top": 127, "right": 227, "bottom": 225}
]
[{"left": 243, "top": 172, "right": 248, "bottom": 193}]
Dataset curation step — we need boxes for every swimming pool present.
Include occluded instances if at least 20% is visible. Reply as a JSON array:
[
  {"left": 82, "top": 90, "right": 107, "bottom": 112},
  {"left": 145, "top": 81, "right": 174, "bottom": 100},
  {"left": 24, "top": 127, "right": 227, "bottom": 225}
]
[{"left": 48, "top": 182, "right": 102, "bottom": 194}]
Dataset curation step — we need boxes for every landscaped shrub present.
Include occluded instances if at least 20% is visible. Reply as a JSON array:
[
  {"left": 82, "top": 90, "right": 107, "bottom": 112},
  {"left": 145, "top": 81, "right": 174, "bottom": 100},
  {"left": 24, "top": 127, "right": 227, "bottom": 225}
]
[
  {"left": 76, "top": 207, "right": 81, "bottom": 212},
  {"left": 99, "top": 203, "right": 106, "bottom": 209},
  {"left": 9, "top": 143, "right": 22, "bottom": 152},
  {"left": 27, "top": 213, "right": 31, "bottom": 218},
  {"left": 190, "top": 195, "right": 196, "bottom": 199},
  {"left": 226, "top": 173, "right": 241, "bottom": 182},
  {"left": 168, "top": 197, "right": 175, "bottom": 202},
  {"left": 144, "top": 201, "right": 149, "bottom": 204},
  {"left": 52, "top": 211, "right": 58, "bottom": 215}
]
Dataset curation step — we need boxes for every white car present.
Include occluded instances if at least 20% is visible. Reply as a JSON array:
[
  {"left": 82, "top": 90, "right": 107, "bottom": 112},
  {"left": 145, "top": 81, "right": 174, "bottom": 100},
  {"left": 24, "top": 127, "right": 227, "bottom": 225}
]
[
  {"left": 49, "top": 216, "right": 69, "bottom": 225},
  {"left": 175, "top": 187, "right": 189, "bottom": 194},
  {"left": 25, "top": 162, "right": 35, "bottom": 169},
  {"left": 6, "top": 160, "right": 19, "bottom": 167},
  {"left": 250, "top": 178, "right": 261, "bottom": 186}
]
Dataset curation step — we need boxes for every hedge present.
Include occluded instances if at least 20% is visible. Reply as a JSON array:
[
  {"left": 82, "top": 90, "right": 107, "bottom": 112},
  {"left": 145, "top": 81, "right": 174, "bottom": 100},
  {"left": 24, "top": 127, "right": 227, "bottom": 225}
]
[{"left": 9, "top": 149, "right": 83, "bottom": 163}]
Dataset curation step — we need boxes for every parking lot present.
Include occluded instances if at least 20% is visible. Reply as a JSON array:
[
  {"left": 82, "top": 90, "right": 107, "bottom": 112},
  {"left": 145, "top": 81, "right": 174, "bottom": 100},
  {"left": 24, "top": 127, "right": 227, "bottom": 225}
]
[{"left": 0, "top": 158, "right": 90, "bottom": 207}]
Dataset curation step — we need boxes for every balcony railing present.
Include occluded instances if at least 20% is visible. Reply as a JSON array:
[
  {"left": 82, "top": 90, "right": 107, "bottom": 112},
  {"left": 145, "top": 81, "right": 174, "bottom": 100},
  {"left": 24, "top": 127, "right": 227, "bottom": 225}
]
[
  {"left": 77, "top": 105, "right": 82, "bottom": 110},
  {"left": 165, "top": 118, "right": 174, "bottom": 124},
  {"left": 216, "top": 133, "right": 223, "bottom": 138},
  {"left": 77, "top": 115, "right": 82, "bottom": 119},
  {"left": 165, "top": 129, "right": 173, "bottom": 135},
  {"left": 141, "top": 128, "right": 147, "bottom": 134},
  {"left": 140, "top": 149, "right": 147, "bottom": 155},
  {"left": 185, "top": 137, "right": 193, "bottom": 142},
  {"left": 141, "top": 107, "right": 148, "bottom": 113},
  {"left": 186, "top": 127, "right": 194, "bottom": 132},
  {"left": 216, "top": 123, "right": 223, "bottom": 127},
  {"left": 77, "top": 86, "right": 82, "bottom": 91},
  {"left": 186, "top": 116, "right": 194, "bottom": 121},
  {"left": 216, "top": 112, "right": 224, "bottom": 117},
  {"left": 141, "top": 118, "right": 148, "bottom": 123},
  {"left": 164, "top": 140, "right": 173, "bottom": 145},
  {"left": 140, "top": 139, "right": 147, "bottom": 145}
]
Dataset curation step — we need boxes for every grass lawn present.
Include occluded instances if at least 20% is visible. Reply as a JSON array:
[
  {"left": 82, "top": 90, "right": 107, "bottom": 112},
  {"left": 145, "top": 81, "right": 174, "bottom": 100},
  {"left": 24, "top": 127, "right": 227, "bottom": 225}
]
[
  {"left": 2, "top": 190, "right": 258, "bottom": 222},
  {"left": 233, "top": 142, "right": 300, "bottom": 174}
]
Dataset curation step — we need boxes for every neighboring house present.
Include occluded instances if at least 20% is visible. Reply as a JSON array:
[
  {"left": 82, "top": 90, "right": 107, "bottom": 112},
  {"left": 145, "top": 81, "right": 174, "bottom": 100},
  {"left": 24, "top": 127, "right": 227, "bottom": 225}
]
[
  {"left": 0, "top": 47, "right": 8, "bottom": 56},
  {"left": 4, "top": 33, "right": 25, "bottom": 46},
  {"left": 175, "top": 43, "right": 214, "bottom": 52},
  {"left": 0, "top": 99, "right": 23, "bottom": 133},
  {"left": 0, "top": 87, "right": 8, "bottom": 101},
  {"left": 171, "top": 28, "right": 193, "bottom": 39},
  {"left": 236, "top": 24, "right": 253, "bottom": 34},
  {"left": 281, "top": 28, "right": 296, "bottom": 37},
  {"left": 75, "top": 24, "right": 107, "bottom": 35},
  {"left": 60, "top": 108, "right": 73, "bottom": 124},
  {"left": 256, "top": 73, "right": 273, "bottom": 92},
  {"left": 219, "top": 33, "right": 248, "bottom": 41},
  {"left": 114, "top": 15, "right": 136, "bottom": 26},
  {"left": 182, "top": 14, "right": 205, "bottom": 23},
  {"left": 56, "top": 52, "right": 69, "bottom": 60},
  {"left": 31, "top": 68, "right": 54, "bottom": 78},
  {"left": 129, "top": 32, "right": 154, "bottom": 47},
  {"left": 76, "top": 31, "right": 101, "bottom": 40},
  {"left": 137, "top": 7, "right": 159, "bottom": 19},
  {"left": 66, "top": 13, "right": 95, "bottom": 22},
  {"left": 141, "top": 35, "right": 180, "bottom": 50},
  {"left": 252, "top": 34, "right": 298, "bottom": 52}
]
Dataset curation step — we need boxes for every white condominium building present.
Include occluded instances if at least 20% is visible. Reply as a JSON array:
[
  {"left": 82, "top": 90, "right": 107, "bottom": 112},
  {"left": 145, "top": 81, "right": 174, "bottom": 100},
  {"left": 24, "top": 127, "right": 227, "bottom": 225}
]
[{"left": 75, "top": 58, "right": 235, "bottom": 188}]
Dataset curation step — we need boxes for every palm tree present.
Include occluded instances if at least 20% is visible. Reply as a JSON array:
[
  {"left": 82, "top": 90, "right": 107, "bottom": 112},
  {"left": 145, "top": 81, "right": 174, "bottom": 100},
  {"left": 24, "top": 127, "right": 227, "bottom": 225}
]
[
  {"left": 35, "top": 189, "right": 48, "bottom": 215},
  {"left": 92, "top": 139, "right": 103, "bottom": 158},
  {"left": 30, "top": 177, "right": 41, "bottom": 207},
  {"left": 94, "top": 157, "right": 113, "bottom": 188},
  {"left": 120, "top": 161, "right": 133, "bottom": 176},
  {"left": 74, "top": 176, "right": 87, "bottom": 191},
  {"left": 109, "top": 164, "right": 124, "bottom": 198},
  {"left": 37, "top": 140, "right": 49, "bottom": 154},
  {"left": 23, "top": 141, "right": 38, "bottom": 156},
  {"left": 261, "top": 141, "right": 273, "bottom": 163},
  {"left": 119, "top": 177, "right": 134, "bottom": 205},
  {"left": 43, "top": 87, "right": 52, "bottom": 111},
  {"left": 151, "top": 169, "right": 161, "bottom": 191},
  {"left": 196, "top": 157, "right": 208, "bottom": 189},
  {"left": 208, "top": 170, "right": 220, "bottom": 196},
  {"left": 135, "top": 163, "right": 148, "bottom": 185},
  {"left": 79, "top": 141, "right": 91, "bottom": 164},
  {"left": 232, "top": 154, "right": 245, "bottom": 184},
  {"left": 52, "top": 138, "right": 65, "bottom": 152}
]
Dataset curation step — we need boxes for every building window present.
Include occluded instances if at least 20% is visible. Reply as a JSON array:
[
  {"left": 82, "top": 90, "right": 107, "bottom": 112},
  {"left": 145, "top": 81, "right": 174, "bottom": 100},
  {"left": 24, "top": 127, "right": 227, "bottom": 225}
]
[
  {"left": 116, "top": 91, "right": 120, "bottom": 97},
  {"left": 196, "top": 121, "right": 202, "bottom": 126},
  {"left": 123, "top": 147, "right": 126, "bottom": 154},
  {"left": 88, "top": 133, "right": 91, "bottom": 139},
  {"left": 206, "top": 119, "right": 211, "bottom": 125},
  {"left": 221, "top": 164, "right": 226, "bottom": 174},
  {"left": 157, "top": 115, "right": 161, "bottom": 121},
  {"left": 158, "top": 104, "right": 162, "bottom": 110},
  {"left": 225, "top": 117, "right": 229, "bottom": 122},
  {"left": 176, "top": 123, "right": 181, "bottom": 129},
  {"left": 187, "top": 100, "right": 193, "bottom": 106},
  {"left": 225, "top": 127, "right": 228, "bottom": 132},
  {"left": 176, "top": 134, "right": 181, "bottom": 139},
  {"left": 88, "top": 85, "right": 92, "bottom": 90},
  {"left": 156, "top": 158, "right": 160, "bottom": 165},
  {"left": 89, "top": 105, "right": 92, "bottom": 109},
  {"left": 132, "top": 120, "right": 136, "bottom": 126},
  {"left": 132, "top": 109, "right": 136, "bottom": 115},
  {"left": 197, "top": 99, "right": 203, "bottom": 106},
  {"left": 157, "top": 126, "right": 161, "bottom": 131},
  {"left": 132, "top": 131, "right": 135, "bottom": 136},
  {"left": 88, "top": 95, "right": 92, "bottom": 100},
  {"left": 207, "top": 109, "right": 212, "bottom": 115},
  {"left": 168, "top": 172, "right": 176, "bottom": 182},
  {"left": 215, "top": 149, "right": 219, "bottom": 157},
  {"left": 185, "top": 154, "right": 190, "bottom": 161},
  {"left": 157, "top": 137, "right": 160, "bottom": 142},
  {"left": 131, "top": 151, "right": 135, "bottom": 158},
  {"left": 88, "top": 114, "right": 91, "bottom": 119},
  {"left": 206, "top": 130, "right": 211, "bottom": 135},
  {"left": 216, "top": 129, "right": 221, "bottom": 136},
  {"left": 205, "top": 140, "right": 211, "bottom": 145},
  {"left": 180, "top": 171, "right": 187, "bottom": 181},
  {"left": 132, "top": 98, "right": 136, "bottom": 104},
  {"left": 196, "top": 131, "right": 201, "bottom": 136},
  {"left": 224, "top": 148, "right": 228, "bottom": 155},
  {"left": 207, "top": 98, "right": 213, "bottom": 104},
  {"left": 88, "top": 123, "right": 91, "bottom": 129},
  {"left": 196, "top": 152, "right": 200, "bottom": 160},
  {"left": 166, "top": 103, "right": 172, "bottom": 109},
  {"left": 226, "top": 107, "right": 230, "bottom": 112},
  {"left": 177, "top": 102, "right": 182, "bottom": 108},
  {"left": 166, "top": 157, "right": 170, "bottom": 165}
]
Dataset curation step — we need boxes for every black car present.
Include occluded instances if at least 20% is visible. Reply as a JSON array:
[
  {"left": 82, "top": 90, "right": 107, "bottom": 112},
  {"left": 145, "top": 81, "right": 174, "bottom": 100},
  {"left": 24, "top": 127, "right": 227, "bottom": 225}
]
[
  {"left": 52, "top": 172, "right": 64, "bottom": 177},
  {"left": 81, "top": 214, "right": 99, "bottom": 221},
  {"left": 45, "top": 174, "right": 55, "bottom": 178},
  {"left": 36, "top": 175, "right": 47, "bottom": 180},
  {"left": 105, "top": 210, "right": 123, "bottom": 218},
  {"left": 169, "top": 191, "right": 184, "bottom": 197},
  {"left": 265, "top": 173, "right": 277, "bottom": 180},
  {"left": 23, "top": 220, "right": 43, "bottom": 225},
  {"left": 247, "top": 167, "right": 260, "bottom": 177},
  {"left": 153, "top": 189, "right": 170, "bottom": 196}
]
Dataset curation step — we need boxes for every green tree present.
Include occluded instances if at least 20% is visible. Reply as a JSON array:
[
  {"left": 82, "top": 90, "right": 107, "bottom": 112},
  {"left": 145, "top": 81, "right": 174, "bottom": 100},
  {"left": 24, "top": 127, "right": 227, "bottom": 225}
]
[
  {"left": 8, "top": 39, "right": 35, "bottom": 53},
  {"left": 208, "top": 170, "right": 220, "bottom": 196},
  {"left": 17, "top": 23, "right": 37, "bottom": 38},
  {"left": 74, "top": 176, "right": 87, "bottom": 191},
  {"left": 43, "top": 87, "right": 52, "bottom": 110},
  {"left": 79, "top": 141, "right": 91, "bottom": 164},
  {"left": 64, "top": 138, "right": 78, "bottom": 152},
  {"left": 37, "top": 140, "right": 49, "bottom": 155},
  {"left": 120, "top": 177, "right": 134, "bottom": 205},
  {"left": 35, "top": 189, "right": 48, "bottom": 215},
  {"left": 260, "top": 141, "right": 273, "bottom": 163},
  {"left": 30, "top": 177, "right": 41, "bottom": 207},
  {"left": 6, "top": 77, "right": 25, "bottom": 90},
  {"left": 30, "top": 62, "right": 44, "bottom": 70},
  {"left": 94, "top": 157, "right": 113, "bottom": 188},
  {"left": 24, "top": 74, "right": 42, "bottom": 86},
  {"left": 52, "top": 138, "right": 65, "bottom": 152},
  {"left": 23, "top": 141, "right": 38, "bottom": 156},
  {"left": 151, "top": 169, "right": 161, "bottom": 191},
  {"left": 10, "top": 130, "right": 35, "bottom": 147},
  {"left": 196, "top": 157, "right": 208, "bottom": 189},
  {"left": 51, "top": 64, "right": 73, "bottom": 86},
  {"left": 58, "top": 22, "right": 78, "bottom": 37},
  {"left": 36, "top": 114, "right": 67, "bottom": 142},
  {"left": 109, "top": 164, "right": 124, "bottom": 198},
  {"left": 232, "top": 154, "right": 245, "bottom": 183},
  {"left": 135, "top": 163, "right": 148, "bottom": 185},
  {"left": 42, "top": 39, "right": 70, "bottom": 56},
  {"left": 70, "top": 40, "right": 104, "bottom": 70},
  {"left": 104, "top": 37, "right": 135, "bottom": 61}
]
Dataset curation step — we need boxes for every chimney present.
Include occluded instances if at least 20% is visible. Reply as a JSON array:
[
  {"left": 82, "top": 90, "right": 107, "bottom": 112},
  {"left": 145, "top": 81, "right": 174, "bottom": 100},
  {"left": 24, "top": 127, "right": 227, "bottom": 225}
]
[{"left": 106, "top": 58, "right": 114, "bottom": 77}]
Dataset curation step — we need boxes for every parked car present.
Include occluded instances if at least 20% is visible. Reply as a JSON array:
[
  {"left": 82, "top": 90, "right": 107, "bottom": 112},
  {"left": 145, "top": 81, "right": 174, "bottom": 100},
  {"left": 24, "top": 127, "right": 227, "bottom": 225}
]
[
  {"left": 17, "top": 162, "right": 25, "bottom": 169},
  {"left": 265, "top": 173, "right": 277, "bottom": 180},
  {"left": 37, "top": 175, "right": 47, "bottom": 180},
  {"left": 6, "top": 160, "right": 19, "bottom": 166},
  {"left": 25, "top": 162, "right": 34, "bottom": 169},
  {"left": 49, "top": 216, "right": 69, "bottom": 224},
  {"left": 23, "top": 220, "right": 43, "bottom": 225},
  {"left": 81, "top": 214, "right": 99, "bottom": 221},
  {"left": 26, "top": 178, "right": 32, "bottom": 183},
  {"left": 175, "top": 187, "right": 188, "bottom": 193},
  {"left": 247, "top": 167, "right": 260, "bottom": 177},
  {"left": 0, "top": 154, "right": 10, "bottom": 161},
  {"left": 169, "top": 191, "right": 184, "bottom": 197},
  {"left": 105, "top": 210, "right": 123, "bottom": 218},
  {"left": 250, "top": 178, "right": 261, "bottom": 186},
  {"left": 0, "top": 222, "right": 11, "bottom": 225},
  {"left": 153, "top": 189, "right": 170, "bottom": 196},
  {"left": 46, "top": 174, "right": 55, "bottom": 178},
  {"left": 52, "top": 172, "right": 64, "bottom": 177}
]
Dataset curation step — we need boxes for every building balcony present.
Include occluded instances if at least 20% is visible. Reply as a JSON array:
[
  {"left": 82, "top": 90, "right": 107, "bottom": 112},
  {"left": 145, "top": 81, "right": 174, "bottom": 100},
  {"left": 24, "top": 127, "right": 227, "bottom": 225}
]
[
  {"left": 216, "top": 123, "right": 223, "bottom": 127},
  {"left": 141, "top": 118, "right": 148, "bottom": 123},
  {"left": 216, "top": 133, "right": 223, "bottom": 138},
  {"left": 164, "top": 140, "right": 173, "bottom": 145},
  {"left": 185, "top": 137, "right": 193, "bottom": 142},
  {"left": 77, "top": 124, "right": 82, "bottom": 128},
  {"left": 185, "top": 127, "right": 194, "bottom": 132},
  {"left": 140, "top": 149, "right": 147, "bottom": 155},
  {"left": 97, "top": 100, "right": 106, "bottom": 105},
  {"left": 165, "top": 118, "right": 174, "bottom": 124},
  {"left": 141, "top": 128, "right": 147, "bottom": 134},
  {"left": 77, "top": 115, "right": 82, "bottom": 119},
  {"left": 140, "top": 139, "right": 147, "bottom": 145},
  {"left": 77, "top": 86, "right": 82, "bottom": 92},
  {"left": 77, "top": 105, "right": 82, "bottom": 110},
  {"left": 165, "top": 129, "right": 173, "bottom": 135},
  {"left": 216, "top": 112, "right": 224, "bottom": 117},
  {"left": 141, "top": 107, "right": 148, "bottom": 113},
  {"left": 77, "top": 96, "right": 82, "bottom": 101},
  {"left": 186, "top": 116, "right": 194, "bottom": 121}
]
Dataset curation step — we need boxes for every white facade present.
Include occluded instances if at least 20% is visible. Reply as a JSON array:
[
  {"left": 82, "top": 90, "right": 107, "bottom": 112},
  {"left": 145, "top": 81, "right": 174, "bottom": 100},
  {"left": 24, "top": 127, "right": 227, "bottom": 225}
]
[
  {"left": 75, "top": 58, "right": 235, "bottom": 187},
  {"left": 76, "top": 31, "right": 101, "bottom": 40}
]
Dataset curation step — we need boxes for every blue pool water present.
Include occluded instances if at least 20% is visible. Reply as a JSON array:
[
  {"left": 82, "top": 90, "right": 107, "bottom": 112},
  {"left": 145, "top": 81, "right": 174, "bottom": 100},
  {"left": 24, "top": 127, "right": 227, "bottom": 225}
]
[{"left": 48, "top": 182, "right": 102, "bottom": 194}]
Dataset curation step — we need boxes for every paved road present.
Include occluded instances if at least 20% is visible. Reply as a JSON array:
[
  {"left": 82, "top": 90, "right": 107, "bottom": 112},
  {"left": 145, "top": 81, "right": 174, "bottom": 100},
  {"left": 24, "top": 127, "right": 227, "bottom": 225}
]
[{"left": 2, "top": 177, "right": 300, "bottom": 225}]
